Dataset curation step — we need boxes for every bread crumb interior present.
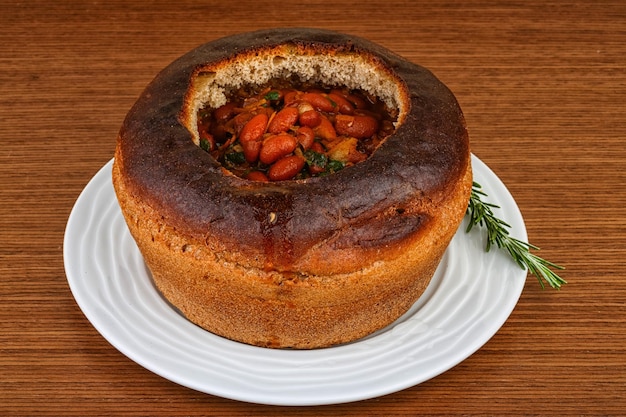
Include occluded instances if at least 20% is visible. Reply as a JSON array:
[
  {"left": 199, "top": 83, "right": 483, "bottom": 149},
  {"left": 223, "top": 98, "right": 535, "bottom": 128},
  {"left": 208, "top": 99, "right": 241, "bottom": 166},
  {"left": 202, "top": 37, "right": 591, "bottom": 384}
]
[{"left": 185, "top": 46, "right": 407, "bottom": 145}]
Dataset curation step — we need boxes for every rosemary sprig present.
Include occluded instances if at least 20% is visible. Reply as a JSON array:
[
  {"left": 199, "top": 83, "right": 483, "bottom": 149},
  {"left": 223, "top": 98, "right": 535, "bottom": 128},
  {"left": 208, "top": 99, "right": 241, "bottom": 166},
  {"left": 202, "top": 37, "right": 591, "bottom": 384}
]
[{"left": 466, "top": 181, "right": 566, "bottom": 289}]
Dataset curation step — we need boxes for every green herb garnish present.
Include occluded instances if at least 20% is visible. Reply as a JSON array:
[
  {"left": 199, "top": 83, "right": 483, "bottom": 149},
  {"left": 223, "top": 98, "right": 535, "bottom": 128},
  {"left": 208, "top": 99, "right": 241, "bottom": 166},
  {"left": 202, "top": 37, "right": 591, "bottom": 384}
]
[
  {"left": 224, "top": 151, "right": 246, "bottom": 166},
  {"left": 264, "top": 90, "right": 281, "bottom": 101},
  {"left": 466, "top": 181, "right": 566, "bottom": 289},
  {"left": 304, "top": 149, "right": 327, "bottom": 168},
  {"left": 199, "top": 138, "right": 211, "bottom": 152},
  {"left": 303, "top": 150, "right": 345, "bottom": 175},
  {"left": 326, "top": 159, "right": 345, "bottom": 173}
]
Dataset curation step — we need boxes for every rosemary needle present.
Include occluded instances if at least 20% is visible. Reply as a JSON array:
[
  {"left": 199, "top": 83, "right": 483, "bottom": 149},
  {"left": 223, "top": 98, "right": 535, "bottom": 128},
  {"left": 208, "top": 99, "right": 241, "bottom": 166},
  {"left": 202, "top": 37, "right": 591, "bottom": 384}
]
[{"left": 465, "top": 181, "right": 566, "bottom": 289}]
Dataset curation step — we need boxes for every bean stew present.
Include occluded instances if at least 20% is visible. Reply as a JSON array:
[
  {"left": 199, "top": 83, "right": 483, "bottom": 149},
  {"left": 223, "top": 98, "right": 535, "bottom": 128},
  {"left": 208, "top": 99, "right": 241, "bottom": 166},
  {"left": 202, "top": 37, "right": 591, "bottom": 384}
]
[{"left": 197, "top": 80, "right": 398, "bottom": 181}]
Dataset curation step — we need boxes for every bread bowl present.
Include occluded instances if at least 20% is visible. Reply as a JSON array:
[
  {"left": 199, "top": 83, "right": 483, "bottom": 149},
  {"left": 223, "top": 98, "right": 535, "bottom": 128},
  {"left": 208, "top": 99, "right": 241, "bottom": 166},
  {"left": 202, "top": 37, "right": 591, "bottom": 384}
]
[{"left": 112, "top": 28, "right": 472, "bottom": 349}]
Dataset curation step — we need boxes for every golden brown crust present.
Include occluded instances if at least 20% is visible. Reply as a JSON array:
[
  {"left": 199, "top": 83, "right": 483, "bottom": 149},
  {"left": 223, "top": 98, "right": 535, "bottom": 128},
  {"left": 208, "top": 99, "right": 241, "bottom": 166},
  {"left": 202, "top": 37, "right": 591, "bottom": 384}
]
[{"left": 112, "top": 28, "right": 472, "bottom": 348}]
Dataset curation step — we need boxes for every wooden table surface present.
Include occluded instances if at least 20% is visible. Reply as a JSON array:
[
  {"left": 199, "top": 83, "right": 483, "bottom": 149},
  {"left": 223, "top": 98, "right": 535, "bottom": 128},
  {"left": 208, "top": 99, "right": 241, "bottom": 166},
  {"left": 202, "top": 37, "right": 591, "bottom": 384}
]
[{"left": 2, "top": 1, "right": 625, "bottom": 415}]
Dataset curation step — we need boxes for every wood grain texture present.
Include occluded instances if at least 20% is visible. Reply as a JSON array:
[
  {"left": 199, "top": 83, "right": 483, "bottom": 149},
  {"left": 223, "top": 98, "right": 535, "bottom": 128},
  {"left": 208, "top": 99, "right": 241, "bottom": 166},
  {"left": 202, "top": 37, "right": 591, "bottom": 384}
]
[{"left": 1, "top": 1, "right": 625, "bottom": 415}]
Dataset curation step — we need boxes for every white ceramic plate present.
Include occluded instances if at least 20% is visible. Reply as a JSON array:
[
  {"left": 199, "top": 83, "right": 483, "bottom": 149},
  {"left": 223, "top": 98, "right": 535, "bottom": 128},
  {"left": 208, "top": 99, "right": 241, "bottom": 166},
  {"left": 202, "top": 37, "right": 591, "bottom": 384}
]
[{"left": 64, "top": 154, "right": 527, "bottom": 406}]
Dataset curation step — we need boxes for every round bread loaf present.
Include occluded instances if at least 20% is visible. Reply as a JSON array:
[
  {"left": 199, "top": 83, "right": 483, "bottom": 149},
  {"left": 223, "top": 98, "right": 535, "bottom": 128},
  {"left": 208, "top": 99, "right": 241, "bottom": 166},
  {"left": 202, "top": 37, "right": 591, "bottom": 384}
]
[{"left": 112, "top": 28, "right": 472, "bottom": 349}]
